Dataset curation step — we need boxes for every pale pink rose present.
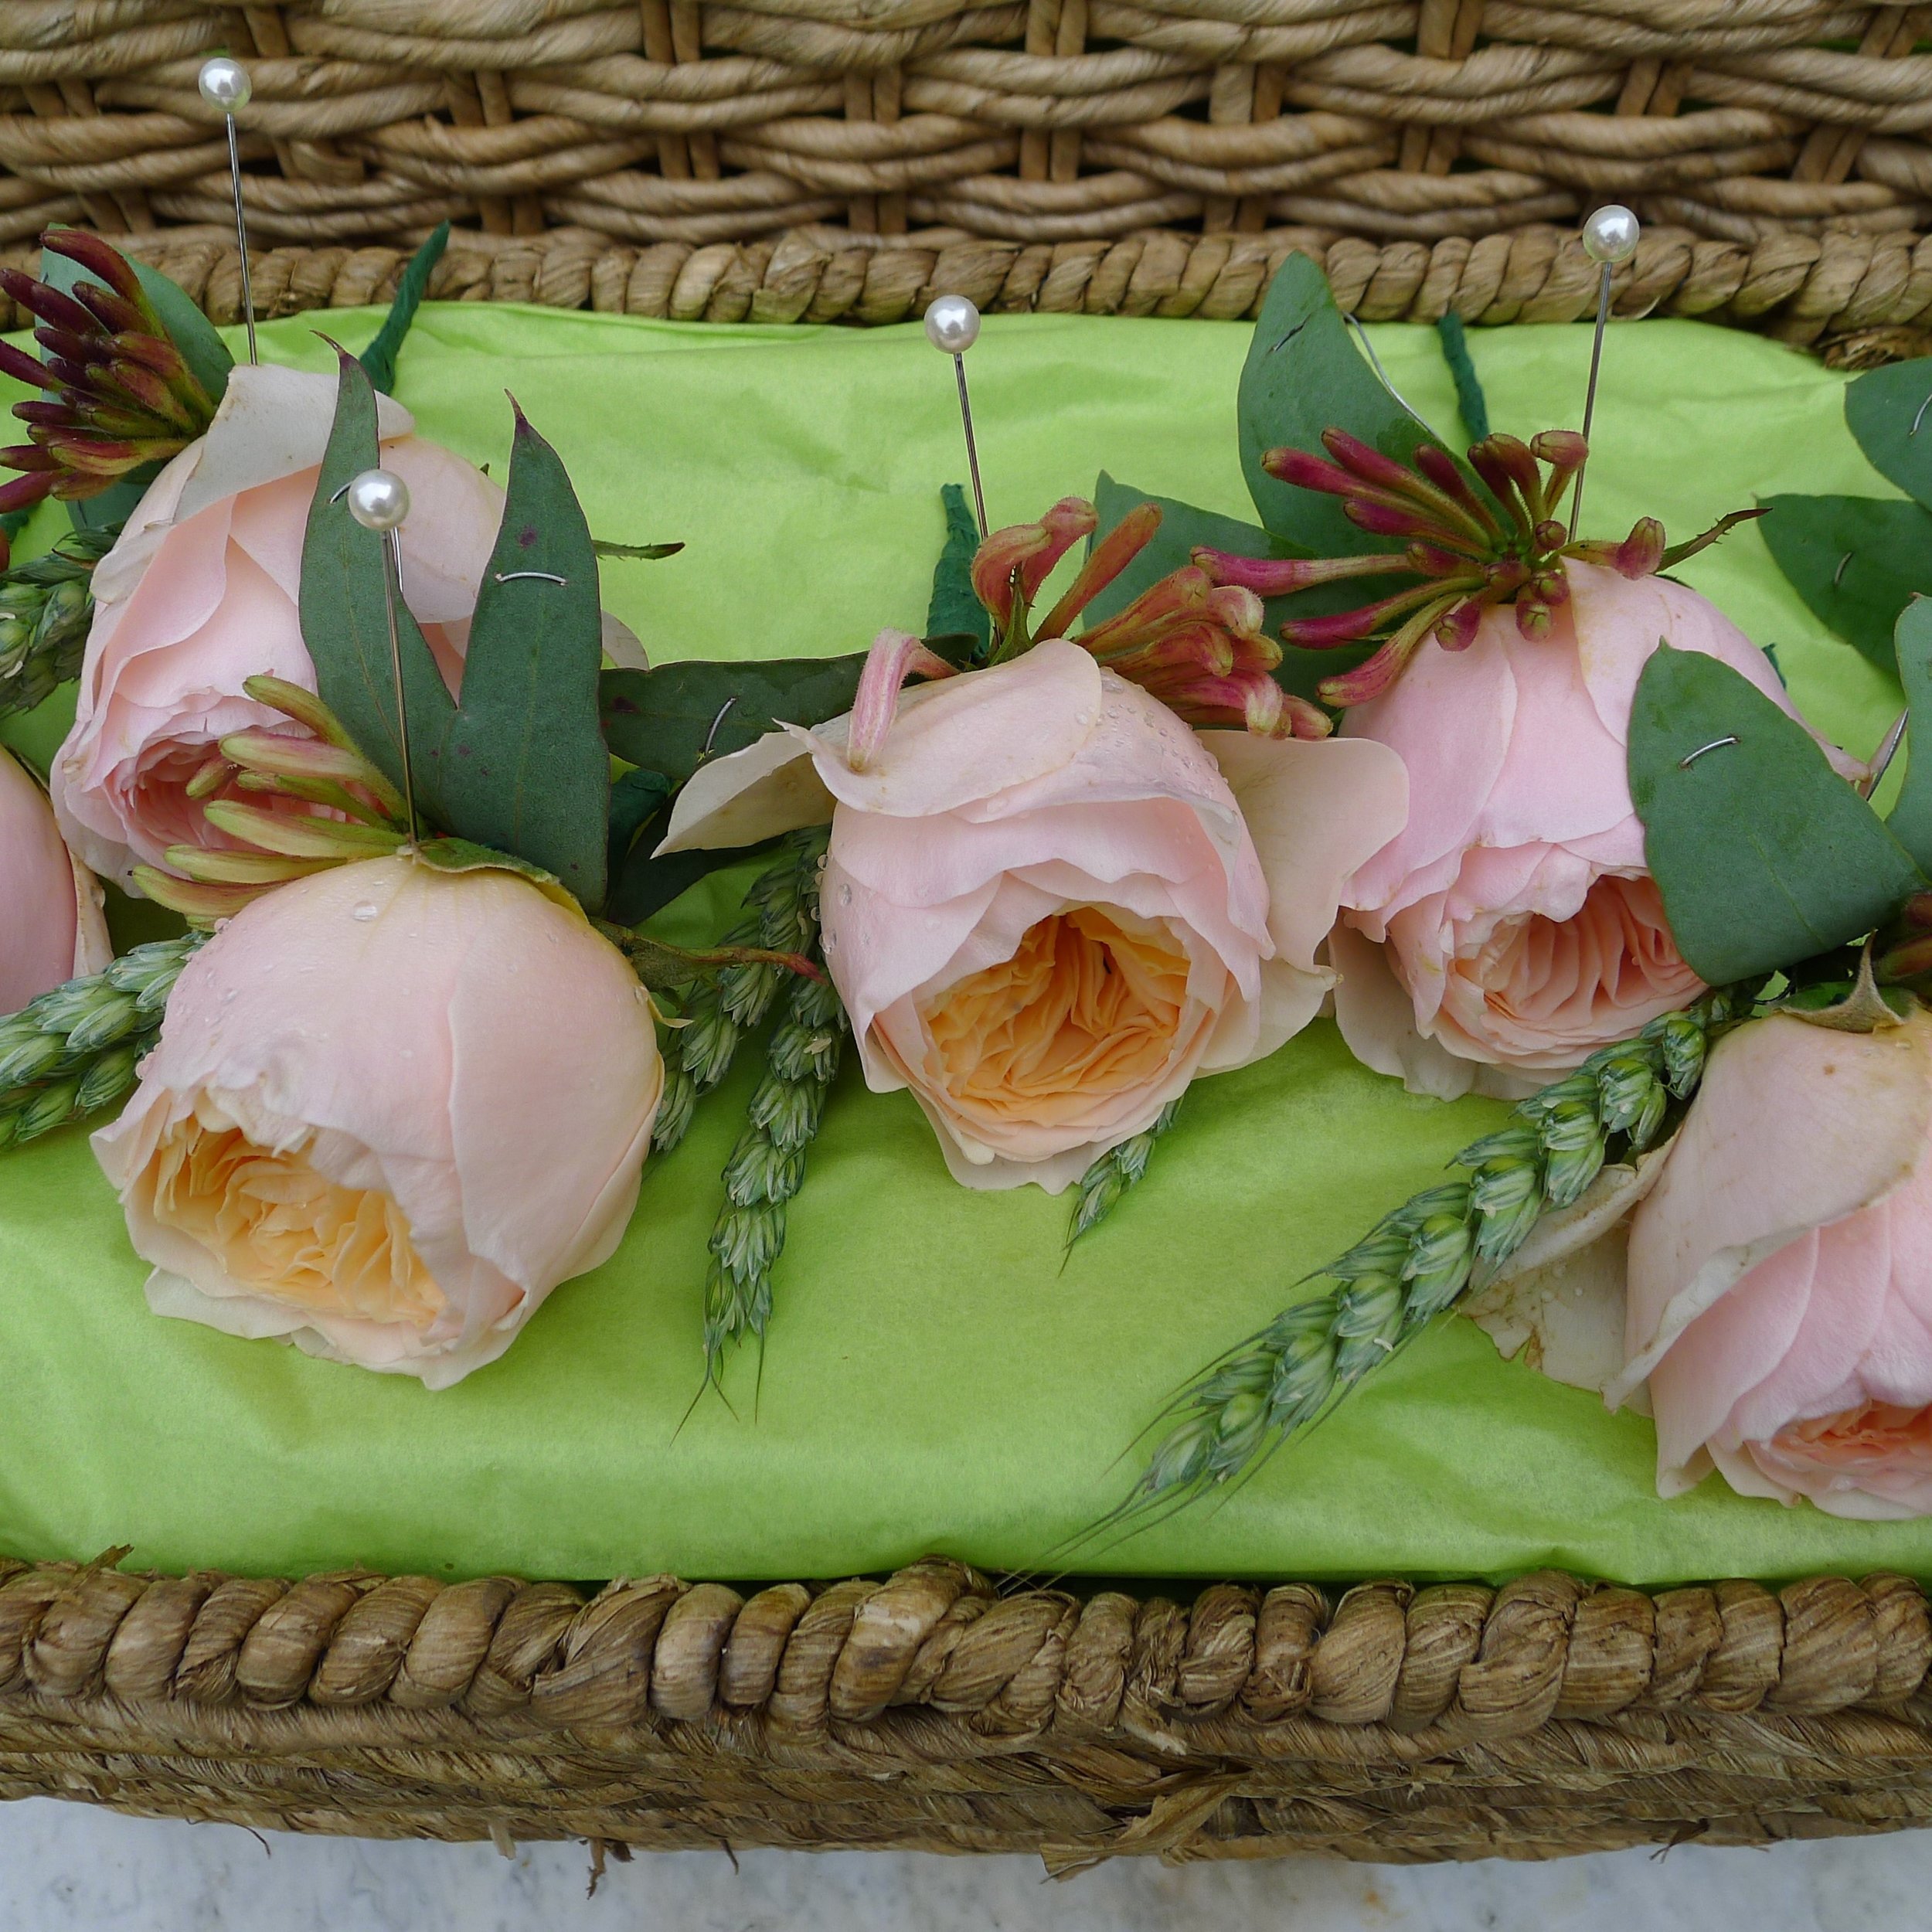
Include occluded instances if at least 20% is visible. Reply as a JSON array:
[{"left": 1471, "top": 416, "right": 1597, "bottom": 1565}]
[
  {"left": 51, "top": 362, "right": 505, "bottom": 892},
  {"left": 660, "top": 634, "right": 1407, "bottom": 1192},
  {"left": 0, "top": 744, "right": 110, "bottom": 1010},
  {"left": 1332, "top": 560, "right": 1852, "bottom": 1100},
  {"left": 94, "top": 853, "right": 662, "bottom": 1388},
  {"left": 1613, "top": 1009, "right": 1932, "bottom": 1519}
]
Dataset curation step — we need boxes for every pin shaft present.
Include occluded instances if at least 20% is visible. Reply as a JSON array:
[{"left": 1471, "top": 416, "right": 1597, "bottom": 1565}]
[
  {"left": 1569, "top": 262, "right": 1613, "bottom": 541},
  {"left": 379, "top": 529, "right": 417, "bottom": 838},
  {"left": 953, "top": 354, "right": 988, "bottom": 538},
  {"left": 224, "top": 114, "right": 257, "bottom": 366}
]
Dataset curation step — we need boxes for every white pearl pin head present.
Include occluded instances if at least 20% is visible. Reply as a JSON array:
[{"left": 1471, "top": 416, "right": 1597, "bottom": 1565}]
[
  {"left": 345, "top": 468, "right": 410, "bottom": 534},
  {"left": 1581, "top": 204, "right": 1640, "bottom": 266},
  {"left": 923, "top": 294, "right": 981, "bottom": 356},
  {"left": 198, "top": 56, "right": 252, "bottom": 112}
]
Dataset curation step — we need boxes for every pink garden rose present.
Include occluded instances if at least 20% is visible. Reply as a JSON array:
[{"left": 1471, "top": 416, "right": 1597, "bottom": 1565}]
[
  {"left": 94, "top": 853, "right": 662, "bottom": 1387},
  {"left": 50, "top": 362, "right": 505, "bottom": 890},
  {"left": 1332, "top": 561, "right": 1852, "bottom": 1100},
  {"left": 1612, "top": 1009, "right": 1932, "bottom": 1519},
  {"left": 0, "top": 743, "right": 108, "bottom": 1011},
  {"left": 660, "top": 634, "right": 1407, "bottom": 1192}
]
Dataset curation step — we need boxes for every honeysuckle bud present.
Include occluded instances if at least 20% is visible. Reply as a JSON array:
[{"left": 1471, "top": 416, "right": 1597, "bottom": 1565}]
[
  {"left": 845, "top": 627, "right": 958, "bottom": 771},
  {"left": 969, "top": 495, "right": 1095, "bottom": 625},
  {"left": 0, "top": 230, "right": 219, "bottom": 515}
]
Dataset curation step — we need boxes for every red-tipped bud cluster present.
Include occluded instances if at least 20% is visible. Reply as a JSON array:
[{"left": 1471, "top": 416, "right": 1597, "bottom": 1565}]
[
  {"left": 0, "top": 229, "right": 218, "bottom": 516},
  {"left": 966, "top": 498, "right": 1328, "bottom": 740},
  {"left": 1250, "top": 423, "right": 1757, "bottom": 708}
]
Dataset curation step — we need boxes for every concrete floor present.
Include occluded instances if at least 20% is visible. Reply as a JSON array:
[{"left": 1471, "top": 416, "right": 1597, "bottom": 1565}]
[{"left": 1, "top": 1800, "right": 1926, "bottom": 1930}]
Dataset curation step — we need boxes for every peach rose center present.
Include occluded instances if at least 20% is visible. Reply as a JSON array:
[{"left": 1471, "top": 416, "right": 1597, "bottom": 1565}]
[
  {"left": 1759, "top": 1401, "right": 1932, "bottom": 1478},
  {"left": 1464, "top": 874, "right": 1699, "bottom": 1032},
  {"left": 151, "top": 1114, "right": 444, "bottom": 1328},
  {"left": 921, "top": 906, "right": 1189, "bottom": 1124}
]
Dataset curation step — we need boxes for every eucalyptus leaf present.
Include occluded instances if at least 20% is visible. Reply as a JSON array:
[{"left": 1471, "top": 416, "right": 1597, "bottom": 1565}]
[
  {"left": 607, "top": 828, "right": 769, "bottom": 926},
  {"left": 1088, "top": 472, "right": 1376, "bottom": 702},
  {"left": 1845, "top": 357, "right": 1932, "bottom": 509},
  {"left": 1628, "top": 645, "right": 1924, "bottom": 983},
  {"left": 1237, "top": 253, "right": 1451, "bottom": 553},
  {"left": 434, "top": 404, "right": 611, "bottom": 909},
  {"left": 358, "top": 221, "right": 448, "bottom": 397},
  {"left": 594, "top": 538, "right": 683, "bottom": 561},
  {"left": 300, "top": 354, "right": 457, "bottom": 825},
  {"left": 925, "top": 482, "right": 988, "bottom": 659},
  {"left": 1758, "top": 493, "right": 1932, "bottom": 673},
  {"left": 1889, "top": 596, "right": 1932, "bottom": 870},
  {"left": 413, "top": 837, "right": 580, "bottom": 914}
]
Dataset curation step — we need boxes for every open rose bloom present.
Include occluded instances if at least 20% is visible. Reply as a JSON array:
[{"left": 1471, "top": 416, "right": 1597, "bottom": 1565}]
[
  {"left": 94, "top": 855, "right": 663, "bottom": 1388},
  {"left": 50, "top": 362, "right": 505, "bottom": 891},
  {"left": 661, "top": 635, "right": 1406, "bottom": 1191},
  {"left": 0, "top": 744, "right": 109, "bottom": 1011},
  {"left": 1607, "top": 1010, "right": 1932, "bottom": 1519},
  {"left": 1332, "top": 561, "right": 1855, "bottom": 1100}
]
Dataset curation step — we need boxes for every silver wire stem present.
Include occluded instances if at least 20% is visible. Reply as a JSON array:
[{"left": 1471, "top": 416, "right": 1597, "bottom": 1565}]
[
  {"left": 224, "top": 114, "right": 257, "bottom": 365},
  {"left": 1569, "top": 262, "right": 1614, "bottom": 539},
  {"left": 953, "top": 354, "right": 988, "bottom": 537},
  {"left": 380, "top": 529, "right": 417, "bottom": 839}
]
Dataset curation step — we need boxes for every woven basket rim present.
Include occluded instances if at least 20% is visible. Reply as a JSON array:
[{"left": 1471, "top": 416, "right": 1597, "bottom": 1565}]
[{"left": 2, "top": 224, "right": 1926, "bottom": 365}]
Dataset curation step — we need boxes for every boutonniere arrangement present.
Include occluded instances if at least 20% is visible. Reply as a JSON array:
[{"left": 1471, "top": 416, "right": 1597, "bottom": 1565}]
[
  {"left": 1090, "top": 259, "right": 1932, "bottom": 1537},
  {"left": 8, "top": 212, "right": 1932, "bottom": 1547}
]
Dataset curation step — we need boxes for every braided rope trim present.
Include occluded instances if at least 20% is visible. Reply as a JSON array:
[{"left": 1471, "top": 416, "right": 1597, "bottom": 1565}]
[
  {"left": 6, "top": 220, "right": 1932, "bottom": 360},
  {"left": 4, "top": 1553, "right": 1929, "bottom": 1752}
]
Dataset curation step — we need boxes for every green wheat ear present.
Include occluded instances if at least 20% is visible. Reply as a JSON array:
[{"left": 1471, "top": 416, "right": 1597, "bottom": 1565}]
[
  {"left": 0, "top": 933, "right": 206, "bottom": 1149},
  {"left": 1067, "top": 982, "right": 1750, "bottom": 1557}
]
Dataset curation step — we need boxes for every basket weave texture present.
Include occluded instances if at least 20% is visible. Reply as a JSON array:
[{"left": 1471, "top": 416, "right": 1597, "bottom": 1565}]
[
  {"left": 5, "top": 1550, "right": 1932, "bottom": 1860},
  {"left": 6, "top": 4, "right": 1932, "bottom": 352}
]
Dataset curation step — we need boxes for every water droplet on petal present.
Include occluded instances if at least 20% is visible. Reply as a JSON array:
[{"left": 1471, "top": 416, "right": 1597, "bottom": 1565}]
[
  {"left": 351, "top": 902, "right": 378, "bottom": 923},
  {"left": 838, "top": 883, "right": 853, "bottom": 906}
]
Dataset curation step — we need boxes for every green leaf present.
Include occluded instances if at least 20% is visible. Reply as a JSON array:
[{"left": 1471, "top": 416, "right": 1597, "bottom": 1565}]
[
  {"left": 1628, "top": 645, "right": 1924, "bottom": 982},
  {"left": 600, "top": 636, "right": 978, "bottom": 794},
  {"left": 1758, "top": 493, "right": 1932, "bottom": 674},
  {"left": 594, "top": 538, "right": 683, "bottom": 561},
  {"left": 300, "top": 352, "right": 457, "bottom": 825},
  {"left": 413, "top": 838, "right": 580, "bottom": 915},
  {"left": 1845, "top": 358, "right": 1932, "bottom": 509},
  {"left": 1237, "top": 252, "right": 1451, "bottom": 553},
  {"left": 1889, "top": 597, "right": 1932, "bottom": 869},
  {"left": 1087, "top": 472, "right": 1374, "bottom": 703},
  {"left": 434, "top": 403, "right": 611, "bottom": 909},
  {"left": 357, "top": 222, "right": 448, "bottom": 396},
  {"left": 608, "top": 828, "right": 768, "bottom": 927},
  {"left": 601, "top": 656, "right": 866, "bottom": 792},
  {"left": 925, "top": 483, "right": 989, "bottom": 659}
]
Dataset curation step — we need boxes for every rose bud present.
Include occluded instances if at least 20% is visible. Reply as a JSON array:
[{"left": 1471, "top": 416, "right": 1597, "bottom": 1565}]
[
  {"left": 93, "top": 854, "right": 662, "bottom": 1387},
  {"left": 0, "top": 745, "right": 110, "bottom": 1012},
  {"left": 1614, "top": 1009, "right": 1932, "bottom": 1518},
  {"left": 658, "top": 633, "right": 1406, "bottom": 1192},
  {"left": 1331, "top": 562, "right": 1861, "bottom": 1099}
]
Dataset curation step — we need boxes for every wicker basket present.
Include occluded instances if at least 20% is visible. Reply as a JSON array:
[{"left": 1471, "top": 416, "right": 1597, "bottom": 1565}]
[
  {"left": 9, "top": 0, "right": 1932, "bottom": 1866},
  {"left": 2, "top": 2, "right": 1932, "bottom": 355},
  {"left": 5, "top": 1553, "right": 1932, "bottom": 1862}
]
